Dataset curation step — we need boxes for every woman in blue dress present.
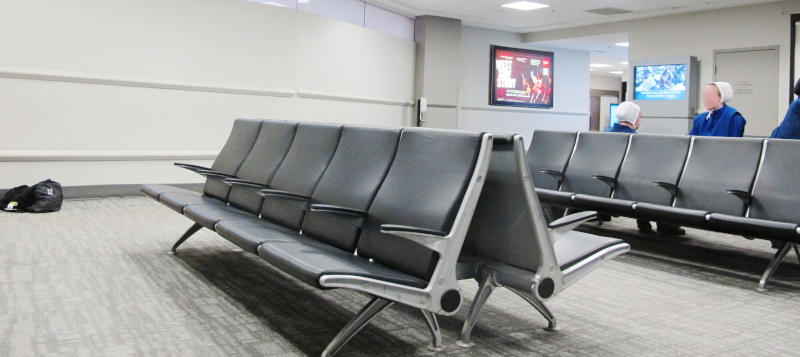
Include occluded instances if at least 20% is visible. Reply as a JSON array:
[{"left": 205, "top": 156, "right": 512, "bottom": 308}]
[
  {"left": 770, "top": 78, "right": 800, "bottom": 139},
  {"left": 689, "top": 82, "right": 746, "bottom": 137}
]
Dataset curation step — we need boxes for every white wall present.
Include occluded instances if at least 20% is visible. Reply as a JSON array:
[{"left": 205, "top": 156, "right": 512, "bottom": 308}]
[
  {"left": 591, "top": 75, "right": 622, "bottom": 92},
  {"left": 458, "top": 26, "right": 591, "bottom": 145},
  {"left": 0, "top": 0, "right": 415, "bottom": 188}
]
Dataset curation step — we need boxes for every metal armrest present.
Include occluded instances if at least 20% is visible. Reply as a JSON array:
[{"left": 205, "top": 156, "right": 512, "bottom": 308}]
[
  {"left": 174, "top": 162, "right": 213, "bottom": 172},
  {"left": 223, "top": 178, "right": 269, "bottom": 189},
  {"left": 380, "top": 224, "right": 448, "bottom": 252},
  {"left": 175, "top": 163, "right": 234, "bottom": 179},
  {"left": 653, "top": 181, "right": 678, "bottom": 196},
  {"left": 258, "top": 188, "right": 311, "bottom": 201},
  {"left": 726, "top": 189, "right": 752, "bottom": 205},
  {"left": 548, "top": 211, "right": 597, "bottom": 236},
  {"left": 309, "top": 204, "right": 367, "bottom": 217},
  {"left": 539, "top": 169, "right": 564, "bottom": 179},
  {"left": 591, "top": 175, "right": 616, "bottom": 188},
  {"left": 197, "top": 170, "right": 234, "bottom": 179}
]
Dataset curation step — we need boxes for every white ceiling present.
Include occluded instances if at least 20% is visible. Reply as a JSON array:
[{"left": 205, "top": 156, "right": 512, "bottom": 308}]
[
  {"left": 364, "top": 0, "right": 779, "bottom": 33},
  {"left": 534, "top": 32, "right": 630, "bottom": 77}
]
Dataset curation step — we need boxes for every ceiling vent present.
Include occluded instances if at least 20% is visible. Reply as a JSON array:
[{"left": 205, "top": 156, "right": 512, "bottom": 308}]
[{"left": 585, "top": 7, "right": 632, "bottom": 16}]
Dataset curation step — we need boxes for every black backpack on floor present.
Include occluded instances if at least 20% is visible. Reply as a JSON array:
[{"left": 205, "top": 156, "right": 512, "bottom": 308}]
[
  {"left": 25, "top": 180, "right": 63, "bottom": 213},
  {"left": 1, "top": 185, "right": 31, "bottom": 212},
  {"left": 1, "top": 179, "right": 63, "bottom": 213}
]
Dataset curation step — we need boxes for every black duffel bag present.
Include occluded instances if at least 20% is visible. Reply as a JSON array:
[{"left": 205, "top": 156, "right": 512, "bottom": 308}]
[{"left": 23, "top": 179, "right": 63, "bottom": 213}]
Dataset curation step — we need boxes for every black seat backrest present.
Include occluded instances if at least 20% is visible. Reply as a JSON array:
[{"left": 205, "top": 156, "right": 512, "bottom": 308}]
[
  {"left": 560, "top": 132, "right": 630, "bottom": 197},
  {"left": 259, "top": 123, "right": 343, "bottom": 229},
  {"left": 745, "top": 139, "right": 800, "bottom": 222},
  {"left": 356, "top": 128, "right": 485, "bottom": 281},
  {"left": 674, "top": 137, "right": 763, "bottom": 215},
  {"left": 463, "top": 135, "right": 551, "bottom": 273},
  {"left": 227, "top": 120, "right": 297, "bottom": 214},
  {"left": 527, "top": 130, "right": 577, "bottom": 190},
  {"left": 203, "top": 119, "right": 262, "bottom": 200},
  {"left": 612, "top": 134, "right": 691, "bottom": 205},
  {"left": 300, "top": 126, "right": 401, "bottom": 252}
]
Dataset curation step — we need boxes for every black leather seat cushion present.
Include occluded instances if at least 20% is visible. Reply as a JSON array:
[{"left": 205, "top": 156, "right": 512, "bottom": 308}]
[
  {"left": 159, "top": 190, "right": 222, "bottom": 214},
  {"left": 633, "top": 202, "right": 709, "bottom": 227},
  {"left": 183, "top": 203, "right": 257, "bottom": 230},
  {"left": 554, "top": 231, "right": 626, "bottom": 270},
  {"left": 215, "top": 218, "right": 305, "bottom": 254},
  {"left": 258, "top": 241, "right": 428, "bottom": 289},
  {"left": 571, "top": 194, "right": 635, "bottom": 216},
  {"left": 484, "top": 231, "right": 625, "bottom": 292},
  {"left": 141, "top": 184, "right": 179, "bottom": 200},
  {"left": 707, "top": 213, "right": 799, "bottom": 242},
  {"left": 535, "top": 188, "right": 574, "bottom": 206}
]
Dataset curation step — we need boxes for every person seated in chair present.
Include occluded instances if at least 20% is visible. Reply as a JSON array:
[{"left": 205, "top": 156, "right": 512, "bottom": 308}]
[
  {"left": 603, "top": 102, "right": 685, "bottom": 235},
  {"left": 770, "top": 78, "right": 800, "bottom": 140},
  {"left": 689, "top": 82, "right": 746, "bottom": 137},
  {"left": 605, "top": 101, "right": 641, "bottom": 133}
]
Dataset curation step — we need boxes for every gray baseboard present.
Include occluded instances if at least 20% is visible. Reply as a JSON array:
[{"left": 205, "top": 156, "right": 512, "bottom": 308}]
[{"left": 1, "top": 183, "right": 203, "bottom": 199}]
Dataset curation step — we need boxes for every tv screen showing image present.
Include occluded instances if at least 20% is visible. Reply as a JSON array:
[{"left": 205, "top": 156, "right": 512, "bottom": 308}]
[
  {"left": 490, "top": 45, "right": 554, "bottom": 108},
  {"left": 634, "top": 64, "right": 687, "bottom": 101},
  {"left": 609, "top": 103, "right": 619, "bottom": 127}
]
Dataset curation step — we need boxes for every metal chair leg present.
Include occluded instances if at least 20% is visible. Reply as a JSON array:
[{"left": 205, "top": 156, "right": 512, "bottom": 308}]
[
  {"left": 456, "top": 274, "right": 497, "bottom": 347},
  {"left": 420, "top": 310, "right": 444, "bottom": 352},
  {"left": 758, "top": 242, "right": 793, "bottom": 292},
  {"left": 170, "top": 223, "right": 202, "bottom": 255},
  {"left": 793, "top": 243, "right": 800, "bottom": 265},
  {"left": 509, "top": 288, "right": 559, "bottom": 331},
  {"left": 321, "top": 297, "right": 393, "bottom": 357}
]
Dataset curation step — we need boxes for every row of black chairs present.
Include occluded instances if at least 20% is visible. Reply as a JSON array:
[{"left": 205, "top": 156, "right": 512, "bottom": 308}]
[
  {"left": 529, "top": 130, "right": 800, "bottom": 291},
  {"left": 142, "top": 119, "right": 629, "bottom": 355}
]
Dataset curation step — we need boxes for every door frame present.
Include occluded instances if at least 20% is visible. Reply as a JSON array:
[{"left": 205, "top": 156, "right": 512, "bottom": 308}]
[{"left": 790, "top": 13, "right": 800, "bottom": 104}]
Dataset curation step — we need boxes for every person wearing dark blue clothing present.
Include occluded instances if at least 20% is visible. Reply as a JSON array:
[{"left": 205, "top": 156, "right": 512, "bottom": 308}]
[
  {"left": 602, "top": 101, "right": 684, "bottom": 235},
  {"left": 689, "top": 82, "right": 746, "bottom": 137},
  {"left": 605, "top": 101, "right": 640, "bottom": 133},
  {"left": 770, "top": 78, "right": 800, "bottom": 139}
]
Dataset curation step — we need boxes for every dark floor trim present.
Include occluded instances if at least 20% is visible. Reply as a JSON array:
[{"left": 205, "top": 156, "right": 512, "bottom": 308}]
[{"left": 1, "top": 183, "right": 203, "bottom": 199}]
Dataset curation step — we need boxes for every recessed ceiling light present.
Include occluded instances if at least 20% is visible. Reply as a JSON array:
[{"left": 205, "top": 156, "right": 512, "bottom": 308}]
[
  {"left": 620, "top": 61, "right": 628, "bottom": 65},
  {"left": 298, "top": 0, "right": 309, "bottom": 3},
  {"left": 590, "top": 63, "right": 612, "bottom": 68},
  {"left": 248, "top": 0, "right": 288, "bottom": 6},
  {"left": 502, "top": 1, "right": 550, "bottom": 11},
  {"left": 614, "top": 42, "right": 630, "bottom": 47},
  {"left": 610, "top": 71, "right": 624, "bottom": 75}
]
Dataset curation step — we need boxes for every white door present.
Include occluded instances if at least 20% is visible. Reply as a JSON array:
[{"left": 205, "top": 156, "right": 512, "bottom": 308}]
[{"left": 714, "top": 48, "right": 779, "bottom": 137}]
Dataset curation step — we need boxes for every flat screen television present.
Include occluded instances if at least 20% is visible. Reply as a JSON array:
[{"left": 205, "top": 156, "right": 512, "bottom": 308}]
[
  {"left": 634, "top": 64, "right": 687, "bottom": 100},
  {"left": 609, "top": 103, "right": 619, "bottom": 127},
  {"left": 490, "top": 45, "right": 554, "bottom": 108}
]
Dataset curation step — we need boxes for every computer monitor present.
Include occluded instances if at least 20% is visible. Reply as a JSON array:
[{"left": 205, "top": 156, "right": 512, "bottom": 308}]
[{"left": 609, "top": 103, "right": 620, "bottom": 127}]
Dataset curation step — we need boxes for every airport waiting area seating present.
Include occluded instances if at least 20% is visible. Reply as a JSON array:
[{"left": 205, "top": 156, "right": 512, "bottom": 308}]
[
  {"left": 142, "top": 119, "right": 629, "bottom": 355},
  {"left": 530, "top": 130, "right": 800, "bottom": 291}
]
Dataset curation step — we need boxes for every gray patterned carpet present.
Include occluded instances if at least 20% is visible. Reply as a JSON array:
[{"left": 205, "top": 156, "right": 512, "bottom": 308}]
[{"left": 2, "top": 197, "right": 799, "bottom": 356}]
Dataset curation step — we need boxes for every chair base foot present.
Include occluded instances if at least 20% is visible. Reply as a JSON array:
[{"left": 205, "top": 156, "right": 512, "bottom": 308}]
[
  {"left": 757, "top": 242, "right": 795, "bottom": 291},
  {"left": 458, "top": 273, "right": 498, "bottom": 348},
  {"left": 455, "top": 340, "right": 475, "bottom": 348},
  {"left": 171, "top": 223, "right": 202, "bottom": 255},
  {"left": 427, "top": 344, "right": 446, "bottom": 352},
  {"left": 543, "top": 323, "right": 560, "bottom": 331},
  {"left": 321, "top": 297, "right": 392, "bottom": 357}
]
